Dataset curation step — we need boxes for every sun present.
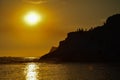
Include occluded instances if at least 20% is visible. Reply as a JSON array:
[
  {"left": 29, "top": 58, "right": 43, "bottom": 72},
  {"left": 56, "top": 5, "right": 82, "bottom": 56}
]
[{"left": 24, "top": 11, "right": 42, "bottom": 26}]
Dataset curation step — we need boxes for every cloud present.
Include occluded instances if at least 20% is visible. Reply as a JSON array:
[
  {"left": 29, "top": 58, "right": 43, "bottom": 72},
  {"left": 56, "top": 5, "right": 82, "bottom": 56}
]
[
  {"left": 23, "top": 0, "right": 48, "bottom": 4},
  {"left": 23, "top": 0, "right": 68, "bottom": 4}
]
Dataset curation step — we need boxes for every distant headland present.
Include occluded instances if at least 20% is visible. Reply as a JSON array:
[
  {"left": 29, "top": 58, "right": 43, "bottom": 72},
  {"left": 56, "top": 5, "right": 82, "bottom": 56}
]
[{"left": 39, "top": 14, "right": 120, "bottom": 63}]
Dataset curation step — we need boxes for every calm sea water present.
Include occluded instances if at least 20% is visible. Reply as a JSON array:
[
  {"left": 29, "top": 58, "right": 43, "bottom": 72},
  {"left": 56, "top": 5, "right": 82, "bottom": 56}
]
[{"left": 0, "top": 62, "right": 120, "bottom": 80}]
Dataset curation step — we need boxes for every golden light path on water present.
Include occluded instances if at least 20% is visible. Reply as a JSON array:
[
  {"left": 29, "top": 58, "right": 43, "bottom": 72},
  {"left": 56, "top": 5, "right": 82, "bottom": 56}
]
[{"left": 24, "top": 63, "right": 39, "bottom": 80}]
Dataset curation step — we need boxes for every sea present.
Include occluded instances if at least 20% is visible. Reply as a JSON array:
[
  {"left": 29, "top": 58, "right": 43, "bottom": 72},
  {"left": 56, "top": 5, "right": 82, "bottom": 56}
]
[{"left": 0, "top": 61, "right": 120, "bottom": 80}]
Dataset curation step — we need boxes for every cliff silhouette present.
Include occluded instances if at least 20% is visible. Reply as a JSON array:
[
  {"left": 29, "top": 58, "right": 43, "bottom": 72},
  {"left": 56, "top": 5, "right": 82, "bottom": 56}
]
[{"left": 40, "top": 14, "right": 120, "bottom": 63}]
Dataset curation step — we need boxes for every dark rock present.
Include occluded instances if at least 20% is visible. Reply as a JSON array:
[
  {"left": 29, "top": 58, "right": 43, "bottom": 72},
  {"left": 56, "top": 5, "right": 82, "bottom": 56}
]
[{"left": 40, "top": 14, "right": 120, "bottom": 63}]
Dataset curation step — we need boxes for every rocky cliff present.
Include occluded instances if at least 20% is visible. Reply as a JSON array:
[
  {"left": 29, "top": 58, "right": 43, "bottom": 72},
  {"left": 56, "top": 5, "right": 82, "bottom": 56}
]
[{"left": 40, "top": 14, "right": 120, "bottom": 63}]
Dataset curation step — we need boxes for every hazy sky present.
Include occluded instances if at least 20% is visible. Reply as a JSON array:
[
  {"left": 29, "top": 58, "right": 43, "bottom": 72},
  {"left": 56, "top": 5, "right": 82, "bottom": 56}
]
[{"left": 0, "top": 0, "right": 120, "bottom": 57}]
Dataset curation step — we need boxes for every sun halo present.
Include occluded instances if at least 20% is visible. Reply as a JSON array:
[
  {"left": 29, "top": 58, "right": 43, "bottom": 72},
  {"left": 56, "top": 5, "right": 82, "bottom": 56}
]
[{"left": 24, "top": 11, "right": 42, "bottom": 26}]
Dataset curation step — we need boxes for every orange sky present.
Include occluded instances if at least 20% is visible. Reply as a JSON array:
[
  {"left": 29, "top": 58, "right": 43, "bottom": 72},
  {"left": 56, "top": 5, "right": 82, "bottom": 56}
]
[{"left": 0, "top": 0, "right": 120, "bottom": 57}]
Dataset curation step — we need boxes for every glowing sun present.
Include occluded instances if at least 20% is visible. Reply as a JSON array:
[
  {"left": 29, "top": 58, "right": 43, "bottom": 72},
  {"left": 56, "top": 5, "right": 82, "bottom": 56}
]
[{"left": 24, "top": 11, "right": 42, "bottom": 26}]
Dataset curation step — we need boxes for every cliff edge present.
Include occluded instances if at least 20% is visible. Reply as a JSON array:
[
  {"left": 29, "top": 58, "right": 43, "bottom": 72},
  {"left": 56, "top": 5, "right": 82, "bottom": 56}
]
[{"left": 39, "top": 14, "right": 120, "bottom": 63}]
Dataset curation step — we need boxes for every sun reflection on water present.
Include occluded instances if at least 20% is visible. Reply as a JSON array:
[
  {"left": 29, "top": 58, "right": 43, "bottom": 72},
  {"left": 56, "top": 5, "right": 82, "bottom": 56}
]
[{"left": 24, "top": 63, "right": 39, "bottom": 80}]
